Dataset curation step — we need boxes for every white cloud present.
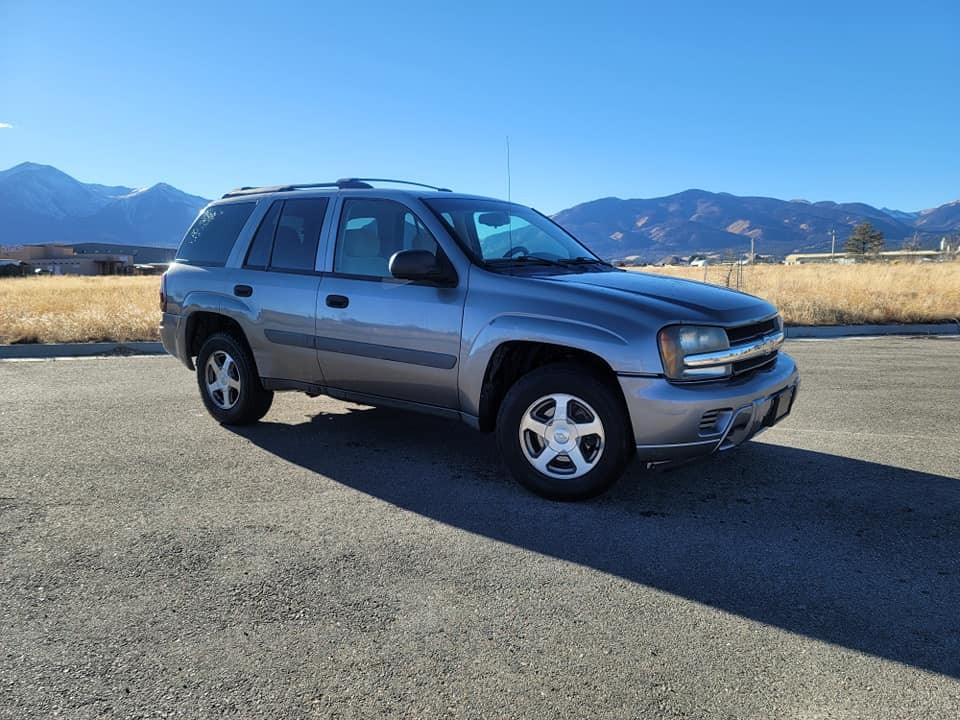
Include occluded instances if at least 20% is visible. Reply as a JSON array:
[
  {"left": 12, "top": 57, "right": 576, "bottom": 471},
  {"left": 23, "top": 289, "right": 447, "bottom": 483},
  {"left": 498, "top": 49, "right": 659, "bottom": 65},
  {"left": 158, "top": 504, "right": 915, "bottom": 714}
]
[{"left": 0, "top": 123, "right": 12, "bottom": 129}]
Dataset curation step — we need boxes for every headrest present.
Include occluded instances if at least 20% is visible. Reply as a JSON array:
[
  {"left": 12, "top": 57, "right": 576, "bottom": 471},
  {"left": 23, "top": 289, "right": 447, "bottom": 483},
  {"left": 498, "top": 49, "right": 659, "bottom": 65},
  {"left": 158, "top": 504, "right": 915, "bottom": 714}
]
[
  {"left": 275, "top": 225, "right": 301, "bottom": 247},
  {"left": 344, "top": 226, "right": 380, "bottom": 257}
]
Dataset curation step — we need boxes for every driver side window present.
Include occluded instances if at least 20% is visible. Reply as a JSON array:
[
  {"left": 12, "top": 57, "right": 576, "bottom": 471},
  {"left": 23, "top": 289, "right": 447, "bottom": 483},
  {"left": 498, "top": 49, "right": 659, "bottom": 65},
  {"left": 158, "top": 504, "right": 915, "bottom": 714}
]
[{"left": 334, "top": 199, "right": 440, "bottom": 278}]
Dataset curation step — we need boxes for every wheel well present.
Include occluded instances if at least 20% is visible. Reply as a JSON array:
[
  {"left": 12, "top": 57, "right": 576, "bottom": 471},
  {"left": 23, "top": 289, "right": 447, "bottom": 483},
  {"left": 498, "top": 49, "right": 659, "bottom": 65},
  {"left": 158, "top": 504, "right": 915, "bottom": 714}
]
[
  {"left": 477, "top": 341, "right": 622, "bottom": 433},
  {"left": 185, "top": 312, "right": 251, "bottom": 359}
]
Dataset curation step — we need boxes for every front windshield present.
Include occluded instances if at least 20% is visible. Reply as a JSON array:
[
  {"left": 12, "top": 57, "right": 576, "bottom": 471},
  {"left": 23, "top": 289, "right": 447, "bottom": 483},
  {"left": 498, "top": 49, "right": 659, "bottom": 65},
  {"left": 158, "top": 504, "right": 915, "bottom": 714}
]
[{"left": 423, "top": 197, "right": 604, "bottom": 267}]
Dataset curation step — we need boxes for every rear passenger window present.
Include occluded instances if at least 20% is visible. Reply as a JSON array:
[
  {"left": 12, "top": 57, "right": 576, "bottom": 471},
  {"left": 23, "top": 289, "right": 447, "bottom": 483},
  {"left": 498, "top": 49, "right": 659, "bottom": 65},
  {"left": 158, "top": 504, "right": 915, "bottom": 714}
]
[
  {"left": 269, "top": 198, "right": 329, "bottom": 273},
  {"left": 176, "top": 203, "right": 255, "bottom": 266},
  {"left": 244, "top": 201, "right": 281, "bottom": 270}
]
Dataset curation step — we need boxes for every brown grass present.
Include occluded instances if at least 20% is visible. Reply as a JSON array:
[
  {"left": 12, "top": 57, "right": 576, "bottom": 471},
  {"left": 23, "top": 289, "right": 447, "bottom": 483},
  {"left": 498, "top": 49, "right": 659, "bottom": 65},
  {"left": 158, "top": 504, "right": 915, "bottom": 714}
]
[
  {"left": 635, "top": 262, "right": 960, "bottom": 325},
  {"left": 0, "top": 276, "right": 161, "bottom": 344},
  {"left": 1, "top": 263, "right": 958, "bottom": 344}
]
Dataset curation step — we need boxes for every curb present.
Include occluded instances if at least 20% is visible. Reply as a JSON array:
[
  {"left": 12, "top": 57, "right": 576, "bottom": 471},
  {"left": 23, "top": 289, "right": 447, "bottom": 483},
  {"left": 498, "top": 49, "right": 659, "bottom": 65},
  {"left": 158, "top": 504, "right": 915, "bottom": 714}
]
[
  {"left": 1, "top": 324, "right": 958, "bottom": 360},
  {"left": 784, "top": 323, "right": 960, "bottom": 339},
  {"left": 0, "top": 341, "right": 165, "bottom": 359}
]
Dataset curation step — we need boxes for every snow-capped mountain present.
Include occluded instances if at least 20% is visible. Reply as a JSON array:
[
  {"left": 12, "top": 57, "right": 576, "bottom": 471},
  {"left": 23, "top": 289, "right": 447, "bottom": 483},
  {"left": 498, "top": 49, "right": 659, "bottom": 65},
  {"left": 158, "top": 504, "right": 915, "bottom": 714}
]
[
  {"left": 0, "top": 162, "right": 209, "bottom": 248},
  {"left": 2, "top": 162, "right": 956, "bottom": 259}
]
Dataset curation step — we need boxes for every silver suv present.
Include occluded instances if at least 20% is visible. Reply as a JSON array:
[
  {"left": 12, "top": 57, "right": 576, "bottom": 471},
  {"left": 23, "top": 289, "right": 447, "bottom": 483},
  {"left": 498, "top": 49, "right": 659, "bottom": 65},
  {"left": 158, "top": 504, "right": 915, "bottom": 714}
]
[{"left": 160, "top": 178, "right": 798, "bottom": 500}]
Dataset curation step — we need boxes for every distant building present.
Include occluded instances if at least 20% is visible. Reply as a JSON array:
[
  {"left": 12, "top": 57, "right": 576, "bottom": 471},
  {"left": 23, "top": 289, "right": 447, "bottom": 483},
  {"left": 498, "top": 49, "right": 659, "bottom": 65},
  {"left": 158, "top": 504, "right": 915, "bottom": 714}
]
[
  {"left": 70, "top": 243, "right": 176, "bottom": 264},
  {"left": 785, "top": 250, "right": 948, "bottom": 265},
  {"left": 0, "top": 244, "right": 132, "bottom": 275}
]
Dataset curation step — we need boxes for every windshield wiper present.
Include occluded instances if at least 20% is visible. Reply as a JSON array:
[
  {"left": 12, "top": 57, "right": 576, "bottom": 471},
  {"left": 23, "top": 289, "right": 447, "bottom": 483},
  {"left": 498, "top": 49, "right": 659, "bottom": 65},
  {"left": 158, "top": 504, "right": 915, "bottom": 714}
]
[
  {"left": 557, "top": 256, "right": 613, "bottom": 267},
  {"left": 485, "top": 256, "right": 565, "bottom": 268}
]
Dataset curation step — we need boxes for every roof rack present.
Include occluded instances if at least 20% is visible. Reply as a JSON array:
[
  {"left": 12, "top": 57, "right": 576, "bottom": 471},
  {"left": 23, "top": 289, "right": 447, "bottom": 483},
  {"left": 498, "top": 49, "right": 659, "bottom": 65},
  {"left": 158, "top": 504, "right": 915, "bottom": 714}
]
[
  {"left": 222, "top": 180, "right": 369, "bottom": 198},
  {"left": 221, "top": 177, "right": 451, "bottom": 199},
  {"left": 339, "top": 178, "right": 453, "bottom": 192}
]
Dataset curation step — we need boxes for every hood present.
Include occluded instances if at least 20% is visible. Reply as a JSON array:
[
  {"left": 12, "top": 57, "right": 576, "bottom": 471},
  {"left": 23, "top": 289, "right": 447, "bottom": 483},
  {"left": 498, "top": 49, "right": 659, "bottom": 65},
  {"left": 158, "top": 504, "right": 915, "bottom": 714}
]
[{"left": 533, "top": 269, "right": 777, "bottom": 324}]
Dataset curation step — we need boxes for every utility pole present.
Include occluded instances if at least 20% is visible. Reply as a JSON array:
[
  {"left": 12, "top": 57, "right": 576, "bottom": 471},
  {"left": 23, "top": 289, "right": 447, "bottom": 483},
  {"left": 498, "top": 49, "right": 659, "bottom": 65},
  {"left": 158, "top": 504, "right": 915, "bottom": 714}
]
[
  {"left": 830, "top": 228, "right": 836, "bottom": 259},
  {"left": 750, "top": 236, "right": 755, "bottom": 264}
]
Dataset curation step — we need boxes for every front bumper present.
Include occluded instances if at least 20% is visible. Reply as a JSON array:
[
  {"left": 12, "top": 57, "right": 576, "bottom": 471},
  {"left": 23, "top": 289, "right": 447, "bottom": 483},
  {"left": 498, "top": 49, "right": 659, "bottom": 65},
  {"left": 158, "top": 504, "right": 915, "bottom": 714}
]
[{"left": 618, "top": 353, "right": 799, "bottom": 462}]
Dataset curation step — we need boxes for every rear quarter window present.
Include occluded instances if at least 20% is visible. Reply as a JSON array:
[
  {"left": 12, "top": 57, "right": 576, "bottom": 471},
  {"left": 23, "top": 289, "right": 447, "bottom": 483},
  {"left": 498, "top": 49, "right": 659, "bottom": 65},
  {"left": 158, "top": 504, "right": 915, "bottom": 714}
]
[{"left": 176, "top": 202, "right": 256, "bottom": 266}]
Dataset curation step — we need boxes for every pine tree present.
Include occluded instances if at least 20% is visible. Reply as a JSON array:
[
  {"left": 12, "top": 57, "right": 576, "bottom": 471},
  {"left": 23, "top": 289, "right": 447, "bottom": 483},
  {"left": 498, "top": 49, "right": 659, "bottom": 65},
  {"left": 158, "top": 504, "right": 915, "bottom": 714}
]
[{"left": 844, "top": 222, "right": 885, "bottom": 256}]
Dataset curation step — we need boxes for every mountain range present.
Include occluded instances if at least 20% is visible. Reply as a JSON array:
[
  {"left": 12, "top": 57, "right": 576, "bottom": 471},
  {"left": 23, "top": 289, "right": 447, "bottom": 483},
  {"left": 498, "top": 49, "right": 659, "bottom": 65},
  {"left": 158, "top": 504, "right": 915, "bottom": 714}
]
[
  {"left": 1, "top": 162, "right": 958, "bottom": 259},
  {"left": 0, "top": 162, "right": 208, "bottom": 248},
  {"left": 553, "top": 191, "right": 960, "bottom": 261}
]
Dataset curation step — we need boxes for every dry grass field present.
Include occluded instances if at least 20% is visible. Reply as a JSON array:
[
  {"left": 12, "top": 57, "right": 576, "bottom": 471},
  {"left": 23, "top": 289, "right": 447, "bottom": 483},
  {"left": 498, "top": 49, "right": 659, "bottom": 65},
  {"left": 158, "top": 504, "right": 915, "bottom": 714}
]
[
  {"left": 0, "top": 276, "right": 161, "bottom": 344},
  {"left": 637, "top": 262, "right": 960, "bottom": 326},
  {"left": 0, "top": 263, "right": 958, "bottom": 344}
]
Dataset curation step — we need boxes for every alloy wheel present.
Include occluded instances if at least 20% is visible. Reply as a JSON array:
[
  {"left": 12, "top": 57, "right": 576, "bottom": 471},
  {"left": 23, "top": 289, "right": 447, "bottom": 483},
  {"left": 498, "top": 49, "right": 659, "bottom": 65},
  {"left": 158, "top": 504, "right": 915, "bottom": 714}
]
[
  {"left": 204, "top": 350, "right": 241, "bottom": 410},
  {"left": 518, "top": 393, "right": 605, "bottom": 479}
]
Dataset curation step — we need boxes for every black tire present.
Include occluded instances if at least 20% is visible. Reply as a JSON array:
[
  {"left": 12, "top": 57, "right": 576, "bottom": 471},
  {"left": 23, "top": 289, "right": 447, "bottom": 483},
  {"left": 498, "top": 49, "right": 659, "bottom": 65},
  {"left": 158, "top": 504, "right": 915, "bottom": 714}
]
[
  {"left": 496, "top": 363, "right": 631, "bottom": 501},
  {"left": 195, "top": 332, "right": 273, "bottom": 425}
]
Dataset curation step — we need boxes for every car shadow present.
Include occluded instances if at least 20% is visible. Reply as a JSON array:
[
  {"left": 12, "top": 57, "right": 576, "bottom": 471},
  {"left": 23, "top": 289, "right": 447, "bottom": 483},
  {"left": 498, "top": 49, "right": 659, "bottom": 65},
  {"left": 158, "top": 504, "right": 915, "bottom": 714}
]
[{"left": 229, "top": 405, "right": 960, "bottom": 678}]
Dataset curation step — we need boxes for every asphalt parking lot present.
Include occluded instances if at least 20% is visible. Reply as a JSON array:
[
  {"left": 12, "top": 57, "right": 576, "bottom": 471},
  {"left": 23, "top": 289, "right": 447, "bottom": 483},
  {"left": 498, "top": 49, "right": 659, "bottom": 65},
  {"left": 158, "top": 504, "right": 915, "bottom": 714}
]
[{"left": 1, "top": 337, "right": 958, "bottom": 718}]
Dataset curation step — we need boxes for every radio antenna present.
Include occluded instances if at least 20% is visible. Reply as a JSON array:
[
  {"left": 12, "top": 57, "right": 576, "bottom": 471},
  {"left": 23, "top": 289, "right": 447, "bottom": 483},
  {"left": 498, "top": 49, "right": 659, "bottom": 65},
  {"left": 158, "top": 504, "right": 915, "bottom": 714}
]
[
  {"left": 506, "top": 135, "right": 513, "bottom": 253},
  {"left": 506, "top": 135, "right": 512, "bottom": 204}
]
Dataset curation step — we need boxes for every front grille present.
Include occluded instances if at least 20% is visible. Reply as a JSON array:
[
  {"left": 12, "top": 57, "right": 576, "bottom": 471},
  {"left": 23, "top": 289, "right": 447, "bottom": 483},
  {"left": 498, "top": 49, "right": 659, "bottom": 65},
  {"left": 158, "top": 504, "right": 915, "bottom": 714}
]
[
  {"left": 725, "top": 317, "right": 778, "bottom": 345},
  {"left": 725, "top": 317, "right": 780, "bottom": 377},
  {"left": 732, "top": 354, "right": 777, "bottom": 375}
]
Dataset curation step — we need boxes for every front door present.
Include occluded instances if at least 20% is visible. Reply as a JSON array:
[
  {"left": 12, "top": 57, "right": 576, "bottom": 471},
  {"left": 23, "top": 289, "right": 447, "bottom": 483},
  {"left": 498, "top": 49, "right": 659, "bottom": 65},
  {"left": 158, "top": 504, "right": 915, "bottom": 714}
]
[{"left": 314, "top": 197, "right": 465, "bottom": 409}]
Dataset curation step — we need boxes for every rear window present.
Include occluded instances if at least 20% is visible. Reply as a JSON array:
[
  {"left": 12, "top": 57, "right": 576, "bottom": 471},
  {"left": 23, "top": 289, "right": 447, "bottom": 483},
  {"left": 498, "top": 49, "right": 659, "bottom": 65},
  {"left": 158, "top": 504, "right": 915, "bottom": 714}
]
[{"left": 176, "top": 202, "right": 256, "bottom": 266}]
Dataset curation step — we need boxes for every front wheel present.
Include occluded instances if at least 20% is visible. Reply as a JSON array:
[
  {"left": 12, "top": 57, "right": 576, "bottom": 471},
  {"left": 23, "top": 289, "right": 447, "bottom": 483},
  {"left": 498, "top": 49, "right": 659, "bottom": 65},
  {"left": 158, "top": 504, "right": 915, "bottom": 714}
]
[
  {"left": 496, "top": 364, "right": 631, "bottom": 501},
  {"left": 195, "top": 332, "right": 274, "bottom": 425}
]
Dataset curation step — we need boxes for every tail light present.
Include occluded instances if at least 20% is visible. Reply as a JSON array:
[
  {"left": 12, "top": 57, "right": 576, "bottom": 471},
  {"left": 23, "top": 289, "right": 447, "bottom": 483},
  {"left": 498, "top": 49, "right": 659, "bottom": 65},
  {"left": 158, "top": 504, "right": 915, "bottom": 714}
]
[{"left": 159, "top": 272, "right": 167, "bottom": 312}]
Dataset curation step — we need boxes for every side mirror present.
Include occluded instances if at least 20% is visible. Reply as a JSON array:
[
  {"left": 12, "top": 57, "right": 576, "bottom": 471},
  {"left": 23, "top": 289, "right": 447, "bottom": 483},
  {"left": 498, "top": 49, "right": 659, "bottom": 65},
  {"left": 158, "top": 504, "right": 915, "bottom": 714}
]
[{"left": 389, "top": 249, "right": 448, "bottom": 282}]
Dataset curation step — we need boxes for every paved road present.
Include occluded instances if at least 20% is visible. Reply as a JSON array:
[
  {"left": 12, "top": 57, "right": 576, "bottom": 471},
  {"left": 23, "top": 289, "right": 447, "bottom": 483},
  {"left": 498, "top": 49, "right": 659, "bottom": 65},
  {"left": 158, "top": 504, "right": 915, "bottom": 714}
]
[{"left": 2, "top": 338, "right": 958, "bottom": 719}]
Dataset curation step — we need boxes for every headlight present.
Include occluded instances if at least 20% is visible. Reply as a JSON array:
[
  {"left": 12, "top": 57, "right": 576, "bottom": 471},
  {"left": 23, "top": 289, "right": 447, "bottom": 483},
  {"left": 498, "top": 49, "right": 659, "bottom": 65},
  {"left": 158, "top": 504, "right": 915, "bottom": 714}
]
[{"left": 658, "top": 325, "right": 731, "bottom": 381}]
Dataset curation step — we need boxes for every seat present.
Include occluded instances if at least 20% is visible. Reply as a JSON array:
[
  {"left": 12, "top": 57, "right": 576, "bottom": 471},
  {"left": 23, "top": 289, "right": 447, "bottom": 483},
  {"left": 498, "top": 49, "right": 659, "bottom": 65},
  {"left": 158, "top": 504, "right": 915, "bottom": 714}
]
[
  {"left": 271, "top": 225, "right": 309, "bottom": 269},
  {"left": 409, "top": 227, "right": 436, "bottom": 252},
  {"left": 339, "top": 224, "right": 389, "bottom": 277},
  {"left": 275, "top": 225, "right": 301, "bottom": 249}
]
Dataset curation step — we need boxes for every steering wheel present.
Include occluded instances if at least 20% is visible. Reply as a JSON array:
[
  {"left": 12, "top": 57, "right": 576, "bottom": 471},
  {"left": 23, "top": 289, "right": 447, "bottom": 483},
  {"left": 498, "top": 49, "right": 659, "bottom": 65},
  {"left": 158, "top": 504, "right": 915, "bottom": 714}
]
[{"left": 502, "top": 245, "right": 530, "bottom": 258}]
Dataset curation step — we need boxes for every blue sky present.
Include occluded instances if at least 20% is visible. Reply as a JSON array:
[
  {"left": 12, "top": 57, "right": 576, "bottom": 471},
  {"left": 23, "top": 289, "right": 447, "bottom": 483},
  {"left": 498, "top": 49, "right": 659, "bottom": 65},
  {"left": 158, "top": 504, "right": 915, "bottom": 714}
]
[{"left": 1, "top": 0, "right": 957, "bottom": 213}]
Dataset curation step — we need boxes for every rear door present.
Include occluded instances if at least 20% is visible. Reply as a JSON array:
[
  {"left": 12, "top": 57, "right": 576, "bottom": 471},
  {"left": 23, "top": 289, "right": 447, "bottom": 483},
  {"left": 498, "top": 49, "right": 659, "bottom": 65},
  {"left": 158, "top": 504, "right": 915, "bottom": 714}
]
[
  {"left": 314, "top": 197, "right": 466, "bottom": 408},
  {"left": 227, "top": 197, "right": 330, "bottom": 385}
]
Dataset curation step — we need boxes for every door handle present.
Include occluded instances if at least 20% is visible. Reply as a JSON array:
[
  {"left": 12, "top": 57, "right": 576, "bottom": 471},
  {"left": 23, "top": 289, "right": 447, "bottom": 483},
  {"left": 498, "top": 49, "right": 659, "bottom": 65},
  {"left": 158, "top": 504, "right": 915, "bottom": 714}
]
[
  {"left": 326, "top": 294, "right": 349, "bottom": 309},
  {"left": 233, "top": 284, "right": 253, "bottom": 297}
]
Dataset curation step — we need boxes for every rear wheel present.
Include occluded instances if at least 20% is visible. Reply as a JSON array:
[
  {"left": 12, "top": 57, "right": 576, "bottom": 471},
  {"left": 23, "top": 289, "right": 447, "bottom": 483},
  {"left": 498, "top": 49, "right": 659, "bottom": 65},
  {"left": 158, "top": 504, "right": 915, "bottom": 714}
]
[
  {"left": 496, "top": 363, "right": 631, "bottom": 500},
  {"left": 195, "top": 332, "right": 273, "bottom": 425}
]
